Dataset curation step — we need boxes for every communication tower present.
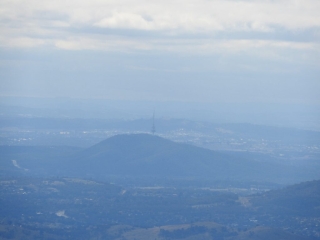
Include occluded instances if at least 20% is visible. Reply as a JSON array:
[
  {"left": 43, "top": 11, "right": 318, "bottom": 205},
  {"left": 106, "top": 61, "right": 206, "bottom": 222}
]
[{"left": 151, "top": 112, "right": 156, "bottom": 135}]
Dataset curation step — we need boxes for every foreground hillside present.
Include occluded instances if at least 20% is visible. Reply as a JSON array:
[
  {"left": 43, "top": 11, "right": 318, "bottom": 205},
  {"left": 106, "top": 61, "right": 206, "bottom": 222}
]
[
  {"left": 249, "top": 179, "right": 320, "bottom": 217},
  {"left": 0, "top": 177, "right": 319, "bottom": 239}
]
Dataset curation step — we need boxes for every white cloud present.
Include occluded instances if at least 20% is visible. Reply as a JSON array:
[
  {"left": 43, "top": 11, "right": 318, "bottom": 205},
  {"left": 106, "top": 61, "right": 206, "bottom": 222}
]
[
  {"left": 94, "top": 13, "right": 154, "bottom": 30},
  {"left": 49, "top": 35, "right": 320, "bottom": 68}
]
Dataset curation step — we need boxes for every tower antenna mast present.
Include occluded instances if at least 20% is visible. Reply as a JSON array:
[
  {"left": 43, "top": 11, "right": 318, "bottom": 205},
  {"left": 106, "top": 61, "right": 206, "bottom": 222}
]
[{"left": 151, "top": 111, "right": 156, "bottom": 135}]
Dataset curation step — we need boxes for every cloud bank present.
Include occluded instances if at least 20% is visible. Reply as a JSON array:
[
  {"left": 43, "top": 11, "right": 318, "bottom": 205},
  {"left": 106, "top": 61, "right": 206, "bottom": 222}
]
[
  {"left": 0, "top": 0, "right": 319, "bottom": 106},
  {"left": 0, "top": 0, "right": 319, "bottom": 53}
]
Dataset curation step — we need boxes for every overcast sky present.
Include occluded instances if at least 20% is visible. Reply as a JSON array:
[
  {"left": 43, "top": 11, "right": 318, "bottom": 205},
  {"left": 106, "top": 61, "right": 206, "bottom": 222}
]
[{"left": 0, "top": 0, "right": 319, "bottom": 105}]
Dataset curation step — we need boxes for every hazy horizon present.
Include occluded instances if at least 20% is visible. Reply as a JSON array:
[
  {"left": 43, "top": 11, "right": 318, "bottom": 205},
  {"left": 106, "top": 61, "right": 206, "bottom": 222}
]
[{"left": 0, "top": 96, "right": 319, "bottom": 132}]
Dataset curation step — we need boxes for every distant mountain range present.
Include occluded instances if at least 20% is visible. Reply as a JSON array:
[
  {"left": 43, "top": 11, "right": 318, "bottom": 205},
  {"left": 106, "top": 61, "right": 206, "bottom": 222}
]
[{"left": 1, "top": 116, "right": 320, "bottom": 148}]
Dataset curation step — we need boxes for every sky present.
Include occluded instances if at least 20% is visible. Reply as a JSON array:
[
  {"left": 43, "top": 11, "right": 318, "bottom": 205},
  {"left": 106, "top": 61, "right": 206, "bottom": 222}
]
[{"left": 0, "top": 0, "right": 320, "bottom": 106}]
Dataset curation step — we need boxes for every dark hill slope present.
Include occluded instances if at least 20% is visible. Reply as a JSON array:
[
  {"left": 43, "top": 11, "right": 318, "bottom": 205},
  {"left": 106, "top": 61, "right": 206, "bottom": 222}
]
[
  {"left": 70, "top": 134, "right": 287, "bottom": 180},
  {"left": 0, "top": 146, "right": 82, "bottom": 177},
  {"left": 230, "top": 226, "right": 312, "bottom": 240},
  {"left": 250, "top": 179, "right": 320, "bottom": 217}
]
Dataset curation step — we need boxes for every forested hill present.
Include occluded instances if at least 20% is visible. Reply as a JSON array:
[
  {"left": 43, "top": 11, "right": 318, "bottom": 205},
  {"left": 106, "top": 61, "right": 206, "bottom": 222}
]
[
  {"left": 72, "top": 133, "right": 236, "bottom": 177},
  {"left": 1, "top": 134, "right": 319, "bottom": 183},
  {"left": 69, "top": 134, "right": 294, "bottom": 181}
]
